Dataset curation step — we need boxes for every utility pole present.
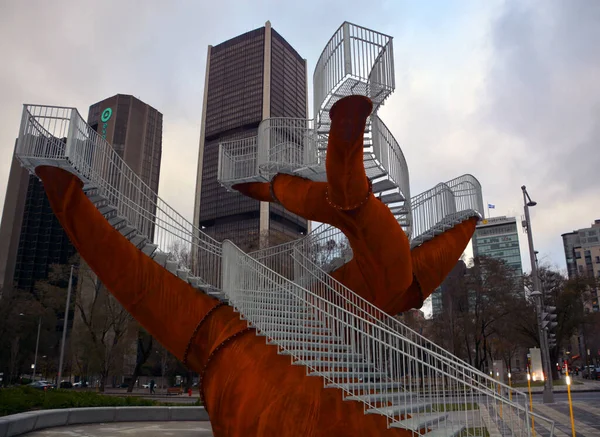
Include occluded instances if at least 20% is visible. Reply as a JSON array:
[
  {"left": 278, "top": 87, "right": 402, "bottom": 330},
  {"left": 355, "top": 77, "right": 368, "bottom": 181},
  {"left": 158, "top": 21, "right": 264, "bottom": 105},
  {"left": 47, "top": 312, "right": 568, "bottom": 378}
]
[
  {"left": 522, "top": 185, "right": 554, "bottom": 403},
  {"left": 31, "top": 317, "right": 41, "bottom": 381},
  {"left": 57, "top": 265, "right": 74, "bottom": 384}
]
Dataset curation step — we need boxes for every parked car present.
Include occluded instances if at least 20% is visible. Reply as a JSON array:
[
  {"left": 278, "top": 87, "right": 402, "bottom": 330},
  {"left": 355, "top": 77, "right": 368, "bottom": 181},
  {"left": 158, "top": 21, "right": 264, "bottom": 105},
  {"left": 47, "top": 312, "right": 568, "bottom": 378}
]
[
  {"left": 582, "top": 365, "right": 597, "bottom": 379},
  {"left": 29, "top": 381, "right": 54, "bottom": 390},
  {"left": 59, "top": 381, "right": 73, "bottom": 389}
]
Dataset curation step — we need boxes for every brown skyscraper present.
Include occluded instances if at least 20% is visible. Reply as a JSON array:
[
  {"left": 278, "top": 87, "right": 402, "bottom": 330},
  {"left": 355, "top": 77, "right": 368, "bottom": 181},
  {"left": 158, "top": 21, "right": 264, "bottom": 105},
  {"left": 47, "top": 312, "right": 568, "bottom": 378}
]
[
  {"left": 88, "top": 94, "right": 163, "bottom": 239},
  {"left": 194, "top": 21, "right": 309, "bottom": 249}
]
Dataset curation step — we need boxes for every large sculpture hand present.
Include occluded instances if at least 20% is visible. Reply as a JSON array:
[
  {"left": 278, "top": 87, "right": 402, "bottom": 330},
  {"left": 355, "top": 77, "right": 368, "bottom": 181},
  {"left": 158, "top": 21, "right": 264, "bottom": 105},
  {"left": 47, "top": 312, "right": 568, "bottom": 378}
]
[
  {"left": 36, "top": 165, "right": 417, "bottom": 436},
  {"left": 233, "top": 95, "right": 478, "bottom": 315}
]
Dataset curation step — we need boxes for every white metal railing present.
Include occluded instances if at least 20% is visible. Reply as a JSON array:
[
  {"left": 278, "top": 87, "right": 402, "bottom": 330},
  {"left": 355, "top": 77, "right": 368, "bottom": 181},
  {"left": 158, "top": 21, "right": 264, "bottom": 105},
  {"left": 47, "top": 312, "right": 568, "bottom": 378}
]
[
  {"left": 313, "top": 22, "right": 395, "bottom": 129},
  {"left": 444, "top": 174, "right": 484, "bottom": 218},
  {"left": 17, "top": 105, "right": 223, "bottom": 289},
  {"left": 257, "top": 117, "right": 326, "bottom": 177},
  {"left": 410, "top": 183, "right": 457, "bottom": 242},
  {"left": 217, "top": 136, "right": 261, "bottom": 186},
  {"left": 223, "top": 239, "right": 549, "bottom": 435}
]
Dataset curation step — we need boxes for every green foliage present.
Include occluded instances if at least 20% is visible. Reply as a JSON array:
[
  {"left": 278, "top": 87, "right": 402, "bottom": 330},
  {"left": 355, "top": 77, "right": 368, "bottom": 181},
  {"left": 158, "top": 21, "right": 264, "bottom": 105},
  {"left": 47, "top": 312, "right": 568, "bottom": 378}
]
[{"left": 0, "top": 386, "right": 158, "bottom": 417}]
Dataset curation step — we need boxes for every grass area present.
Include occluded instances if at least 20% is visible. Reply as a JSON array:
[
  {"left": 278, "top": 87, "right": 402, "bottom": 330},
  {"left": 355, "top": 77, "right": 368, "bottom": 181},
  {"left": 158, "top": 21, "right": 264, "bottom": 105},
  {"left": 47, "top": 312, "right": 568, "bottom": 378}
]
[
  {"left": 427, "top": 403, "right": 479, "bottom": 412},
  {"left": 459, "top": 427, "right": 489, "bottom": 437},
  {"left": 0, "top": 386, "right": 200, "bottom": 417},
  {"left": 512, "top": 379, "right": 582, "bottom": 388}
]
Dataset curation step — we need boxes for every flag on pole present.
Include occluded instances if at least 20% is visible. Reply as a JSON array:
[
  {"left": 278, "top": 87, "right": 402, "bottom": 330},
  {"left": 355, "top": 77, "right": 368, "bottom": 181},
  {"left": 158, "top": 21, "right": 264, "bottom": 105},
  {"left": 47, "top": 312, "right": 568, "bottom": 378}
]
[{"left": 488, "top": 204, "right": 496, "bottom": 209}]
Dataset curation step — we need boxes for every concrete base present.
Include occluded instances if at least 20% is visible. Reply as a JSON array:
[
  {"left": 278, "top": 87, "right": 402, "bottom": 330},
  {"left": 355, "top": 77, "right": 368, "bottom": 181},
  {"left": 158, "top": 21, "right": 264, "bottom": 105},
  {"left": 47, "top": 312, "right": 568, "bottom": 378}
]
[{"left": 0, "top": 407, "right": 207, "bottom": 437}]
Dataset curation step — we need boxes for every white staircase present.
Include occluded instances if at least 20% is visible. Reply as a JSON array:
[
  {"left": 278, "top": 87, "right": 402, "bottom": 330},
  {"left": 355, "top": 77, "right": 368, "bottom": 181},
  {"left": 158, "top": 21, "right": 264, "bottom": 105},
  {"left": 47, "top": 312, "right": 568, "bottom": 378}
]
[{"left": 13, "top": 22, "right": 555, "bottom": 437}]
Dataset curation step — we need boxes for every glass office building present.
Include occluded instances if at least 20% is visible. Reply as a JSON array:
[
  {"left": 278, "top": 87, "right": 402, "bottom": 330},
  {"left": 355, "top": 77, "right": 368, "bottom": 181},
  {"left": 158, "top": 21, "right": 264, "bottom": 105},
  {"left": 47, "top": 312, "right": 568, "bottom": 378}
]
[{"left": 472, "top": 216, "right": 523, "bottom": 276}]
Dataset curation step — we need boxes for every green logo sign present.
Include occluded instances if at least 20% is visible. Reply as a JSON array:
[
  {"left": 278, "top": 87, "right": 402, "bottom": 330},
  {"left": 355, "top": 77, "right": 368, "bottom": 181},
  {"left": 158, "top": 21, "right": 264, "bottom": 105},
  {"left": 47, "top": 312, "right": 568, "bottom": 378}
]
[{"left": 101, "top": 108, "right": 113, "bottom": 123}]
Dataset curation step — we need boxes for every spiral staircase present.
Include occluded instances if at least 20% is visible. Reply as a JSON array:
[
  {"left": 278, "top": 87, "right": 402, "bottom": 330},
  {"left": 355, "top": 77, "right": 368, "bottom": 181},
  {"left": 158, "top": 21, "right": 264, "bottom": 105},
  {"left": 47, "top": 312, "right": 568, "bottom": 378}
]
[{"left": 13, "top": 22, "right": 555, "bottom": 437}]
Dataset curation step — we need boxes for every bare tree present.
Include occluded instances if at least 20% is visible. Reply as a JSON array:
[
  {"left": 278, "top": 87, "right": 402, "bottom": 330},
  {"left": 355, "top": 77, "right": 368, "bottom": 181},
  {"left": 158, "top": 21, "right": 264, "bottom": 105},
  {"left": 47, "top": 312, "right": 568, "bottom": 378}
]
[
  {"left": 168, "top": 240, "right": 192, "bottom": 269},
  {"left": 127, "top": 328, "right": 153, "bottom": 393},
  {"left": 53, "top": 259, "right": 133, "bottom": 391},
  {"left": 428, "top": 256, "right": 526, "bottom": 372}
]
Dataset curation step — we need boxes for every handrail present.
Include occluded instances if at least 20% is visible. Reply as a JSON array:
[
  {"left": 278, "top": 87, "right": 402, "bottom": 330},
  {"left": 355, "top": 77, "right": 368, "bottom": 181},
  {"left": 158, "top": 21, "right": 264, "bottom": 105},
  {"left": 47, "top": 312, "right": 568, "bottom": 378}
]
[
  {"left": 18, "top": 105, "right": 223, "bottom": 289},
  {"left": 223, "top": 239, "right": 535, "bottom": 435},
  {"left": 313, "top": 22, "right": 394, "bottom": 130}
]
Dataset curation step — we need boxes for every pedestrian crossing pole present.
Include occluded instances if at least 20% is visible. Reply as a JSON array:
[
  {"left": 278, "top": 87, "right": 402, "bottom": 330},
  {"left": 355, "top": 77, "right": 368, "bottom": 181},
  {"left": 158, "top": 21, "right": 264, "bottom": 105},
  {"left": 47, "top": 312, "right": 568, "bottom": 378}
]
[{"left": 564, "top": 361, "right": 576, "bottom": 437}]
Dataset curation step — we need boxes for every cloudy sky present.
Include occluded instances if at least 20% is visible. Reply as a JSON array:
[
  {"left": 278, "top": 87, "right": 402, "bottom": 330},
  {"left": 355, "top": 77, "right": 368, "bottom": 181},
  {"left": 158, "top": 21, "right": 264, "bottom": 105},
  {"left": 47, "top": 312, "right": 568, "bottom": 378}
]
[{"left": 0, "top": 0, "right": 598, "bottom": 279}]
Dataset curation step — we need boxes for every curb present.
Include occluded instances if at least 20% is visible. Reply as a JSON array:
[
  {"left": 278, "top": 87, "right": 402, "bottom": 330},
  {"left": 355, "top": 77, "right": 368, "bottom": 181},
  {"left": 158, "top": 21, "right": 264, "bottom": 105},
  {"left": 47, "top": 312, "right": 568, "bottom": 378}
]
[{"left": 0, "top": 406, "right": 208, "bottom": 437}]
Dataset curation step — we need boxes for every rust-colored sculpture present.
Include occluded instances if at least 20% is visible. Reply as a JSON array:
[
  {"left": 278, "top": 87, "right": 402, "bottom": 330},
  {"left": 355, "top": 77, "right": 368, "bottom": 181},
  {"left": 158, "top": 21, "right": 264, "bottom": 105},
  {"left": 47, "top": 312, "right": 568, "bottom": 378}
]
[
  {"left": 233, "top": 96, "right": 477, "bottom": 314},
  {"left": 36, "top": 95, "right": 478, "bottom": 436}
]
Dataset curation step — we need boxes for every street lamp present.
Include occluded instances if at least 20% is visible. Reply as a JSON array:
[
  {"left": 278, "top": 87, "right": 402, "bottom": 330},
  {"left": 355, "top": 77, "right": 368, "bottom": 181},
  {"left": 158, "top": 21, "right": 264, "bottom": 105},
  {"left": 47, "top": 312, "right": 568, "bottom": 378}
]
[
  {"left": 522, "top": 185, "right": 554, "bottom": 403},
  {"left": 21, "top": 312, "right": 42, "bottom": 381},
  {"left": 57, "top": 265, "right": 75, "bottom": 384}
]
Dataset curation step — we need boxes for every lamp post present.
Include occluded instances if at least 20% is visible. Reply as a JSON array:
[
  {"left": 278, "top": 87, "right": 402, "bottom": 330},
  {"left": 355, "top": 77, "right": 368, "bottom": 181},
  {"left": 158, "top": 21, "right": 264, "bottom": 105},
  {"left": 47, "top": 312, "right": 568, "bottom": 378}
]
[
  {"left": 57, "top": 265, "right": 74, "bottom": 385},
  {"left": 21, "top": 313, "right": 42, "bottom": 382},
  {"left": 522, "top": 185, "right": 554, "bottom": 403}
]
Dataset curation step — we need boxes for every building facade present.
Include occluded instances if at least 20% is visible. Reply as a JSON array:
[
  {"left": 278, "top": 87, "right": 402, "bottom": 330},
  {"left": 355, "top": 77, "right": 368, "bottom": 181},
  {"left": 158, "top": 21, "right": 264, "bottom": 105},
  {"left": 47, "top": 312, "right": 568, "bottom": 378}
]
[
  {"left": 0, "top": 142, "right": 77, "bottom": 294},
  {"left": 193, "top": 21, "right": 309, "bottom": 250},
  {"left": 87, "top": 94, "right": 163, "bottom": 241},
  {"left": 562, "top": 219, "right": 600, "bottom": 312},
  {"left": 472, "top": 216, "right": 523, "bottom": 276},
  {"left": 430, "top": 260, "right": 467, "bottom": 318}
]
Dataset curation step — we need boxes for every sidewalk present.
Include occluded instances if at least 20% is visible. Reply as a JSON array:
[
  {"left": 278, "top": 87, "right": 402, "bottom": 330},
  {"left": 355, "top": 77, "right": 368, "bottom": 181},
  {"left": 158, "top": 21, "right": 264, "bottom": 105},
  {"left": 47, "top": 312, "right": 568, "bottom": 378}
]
[{"left": 527, "top": 376, "right": 600, "bottom": 393}]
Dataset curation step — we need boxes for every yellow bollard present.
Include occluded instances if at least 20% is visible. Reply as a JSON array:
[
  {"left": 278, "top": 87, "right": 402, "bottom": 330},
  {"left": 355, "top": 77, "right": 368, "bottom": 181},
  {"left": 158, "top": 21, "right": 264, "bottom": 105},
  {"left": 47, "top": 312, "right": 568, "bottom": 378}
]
[
  {"left": 527, "top": 368, "right": 536, "bottom": 437},
  {"left": 497, "top": 372, "right": 503, "bottom": 419},
  {"left": 565, "top": 362, "right": 577, "bottom": 437}
]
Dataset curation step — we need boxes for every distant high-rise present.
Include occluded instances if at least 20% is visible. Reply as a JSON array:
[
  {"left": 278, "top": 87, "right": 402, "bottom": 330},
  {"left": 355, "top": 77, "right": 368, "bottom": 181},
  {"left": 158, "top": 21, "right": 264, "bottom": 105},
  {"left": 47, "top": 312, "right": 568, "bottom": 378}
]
[
  {"left": 431, "top": 260, "right": 467, "bottom": 318},
  {"left": 0, "top": 142, "right": 76, "bottom": 292},
  {"left": 87, "top": 94, "right": 163, "bottom": 240},
  {"left": 193, "top": 21, "right": 309, "bottom": 249},
  {"left": 562, "top": 219, "right": 600, "bottom": 312},
  {"left": 472, "top": 216, "right": 523, "bottom": 276}
]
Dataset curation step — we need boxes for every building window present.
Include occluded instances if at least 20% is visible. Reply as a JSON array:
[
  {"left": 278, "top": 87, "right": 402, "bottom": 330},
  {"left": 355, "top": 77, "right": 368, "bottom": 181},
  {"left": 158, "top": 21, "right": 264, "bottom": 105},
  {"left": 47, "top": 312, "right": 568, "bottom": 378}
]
[{"left": 575, "top": 251, "right": 582, "bottom": 259}]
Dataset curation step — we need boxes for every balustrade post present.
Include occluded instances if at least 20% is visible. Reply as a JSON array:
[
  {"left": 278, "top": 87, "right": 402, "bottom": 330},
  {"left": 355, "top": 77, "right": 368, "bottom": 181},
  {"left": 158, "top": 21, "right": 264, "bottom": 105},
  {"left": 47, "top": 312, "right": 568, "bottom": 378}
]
[
  {"left": 342, "top": 22, "right": 353, "bottom": 77},
  {"left": 65, "top": 109, "right": 79, "bottom": 168}
]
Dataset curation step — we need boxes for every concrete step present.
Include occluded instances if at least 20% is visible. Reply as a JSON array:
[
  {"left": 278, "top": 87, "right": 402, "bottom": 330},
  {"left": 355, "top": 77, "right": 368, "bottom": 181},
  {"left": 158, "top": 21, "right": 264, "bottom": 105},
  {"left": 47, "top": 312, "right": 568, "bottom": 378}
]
[
  {"left": 265, "top": 332, "right": 339, "bottom": 342},
  {"left": 419, "top": 425, "right": 466, "bottom": 437},
  {"left": 326, "top": 381, "right": 401, "bottom": 391},
  {"left": 275, "top": 341, "right": 351, "bottom": 352},
  {"left": 390, "top": 413, "right": 448, "bottom": 431},
  {"left": 313, "top": 370, "right": 388, "bottom": 380},
  {"left": 165, "top": 260, "right": 178, "bottom": 275},
  {"left": 152, "top": 251, "right": 168, "bottom": 267},
  {"left": 281, "top": 350, "right": 363, "bottom": 360},
  {"left": 366, "top": 401, "right": 430, "bottom": 417},
  {"left": 141, "top": 243, "right": 158, "bottom": 257},
  {"left": 130, "top": 234, "right": 147, "bottom": 248}
]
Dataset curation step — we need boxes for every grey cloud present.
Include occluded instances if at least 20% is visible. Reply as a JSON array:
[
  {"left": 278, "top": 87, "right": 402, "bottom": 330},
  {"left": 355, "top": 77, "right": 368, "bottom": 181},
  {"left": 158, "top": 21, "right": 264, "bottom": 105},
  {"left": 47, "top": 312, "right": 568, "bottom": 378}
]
[{"left": 0, "top": 0, "right": 596, "bottom": 274}]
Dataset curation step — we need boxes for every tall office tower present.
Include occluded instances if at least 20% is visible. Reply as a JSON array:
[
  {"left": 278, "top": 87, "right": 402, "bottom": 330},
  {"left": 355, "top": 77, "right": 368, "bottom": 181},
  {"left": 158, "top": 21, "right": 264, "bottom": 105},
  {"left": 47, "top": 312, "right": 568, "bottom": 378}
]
[
  {"left": 193, "top": 21, "right": 309, "bottom": 250},
  {"left": 562, "top": 220, "right": 600, "bottom": 312},
  {"left": 0, "top": 142, "right": 77, "bottom": 293},
  {"left": 472, "top": 216, "right": 523, "bottom": 276},
  {"left": 85, "top": 94, "right": 163, "bottom": 377},
  {"left": 87, "top": 94, "right": 163, "bottom": 241}
]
